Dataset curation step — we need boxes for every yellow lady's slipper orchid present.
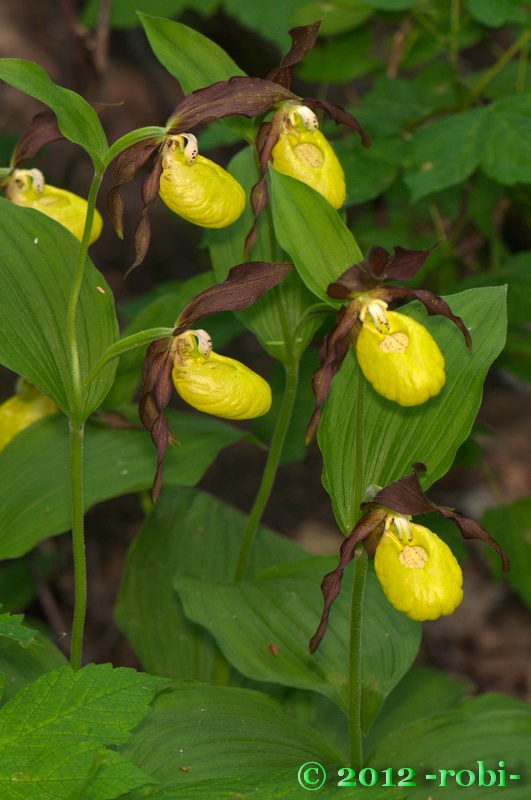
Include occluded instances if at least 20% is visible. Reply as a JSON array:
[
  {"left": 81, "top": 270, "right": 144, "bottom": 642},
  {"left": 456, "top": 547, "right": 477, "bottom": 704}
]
[
  {"left": 374, "top": 516, "right": 463, "bottom": 621},
  {"left": 271, "top": 105, "right": 346, "bottom": 209},
  {"left": 356, "top": 306, "right": 446, "bottom": 406},
  {"left": 0, "top": 379, "right": 57, "bottom": 453},
  {"left": 5, "top": 169, "right": 103, "bottom": 244},
  {"left": 171, "top": 330, "right": 271, "bottom": 420},
  {"left": 159, "top": 134, "right": 246, "bottom": 228}
]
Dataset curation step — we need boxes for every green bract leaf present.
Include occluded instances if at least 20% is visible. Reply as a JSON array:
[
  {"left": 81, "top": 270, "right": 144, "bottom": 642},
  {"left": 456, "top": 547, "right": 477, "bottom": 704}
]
[
  {"left": 209, "top": 149, "right": 322, "bottom": 363},
  {"left": 319, "top": 287, "right": 507, "bottom": 533},
  {"left": 0, "top": 664, "right": 165, "bottom": 799},
  {"left": 140, "top": 14, "right": 253, "bottom": 140},
  {"left": 0, "top": 411, "right": 244, "bottom": 559},
  {"left": 0, "top": 59, "right": 108, "bottom": 168},
  {"left": 270, "top": 167, "right": 363, "bottom": 303},
  {"left": 0, "top": 199, "right": 118, "bottom": 419},
  {"left": 116, "top": 488, "right": 310, "bottom": 680},
  {"left": 120, "top": 682, "right": 343, "bottom": 791},
  {"left": 174, "top": 556, "right": 420, "bottom": 726}
]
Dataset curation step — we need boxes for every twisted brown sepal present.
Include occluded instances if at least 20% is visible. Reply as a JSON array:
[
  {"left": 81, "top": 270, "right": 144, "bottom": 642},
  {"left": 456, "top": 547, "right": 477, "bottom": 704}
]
[
  {"left": 140, "top": 260, "right": 293, "bottom": 500},
  {"left": 139, "top": 337, "right": 176, "bottom": 503},
  {"left": 306, "top": 302, "right": 361, "bottom": 444},
  {"left": 246, "top": 22, "right": 370, "bottom": 256},
  {"left": 108, "top": 76, "right": 299, "bottom": 271},
  {"left": 328, "top": 245, "right": 472, "bottom": 347},
  {"left": 309, "top": 508, "right": 386, "bottom": 654},
  {"left": 3, "top": 104, "right": 115, "bottom": 182},
  {"left": 362, "top": 463, "right": 509, "bottom": 571},
  {"left": 309, "top": 463, "right": 509, "bottom": 654},
  {"left": 174, "top": 260, "right": 294, "bottom": 334}
]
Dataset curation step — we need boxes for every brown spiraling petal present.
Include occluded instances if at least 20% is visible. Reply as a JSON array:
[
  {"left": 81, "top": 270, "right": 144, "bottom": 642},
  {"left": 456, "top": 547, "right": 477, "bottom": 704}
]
[
  {"left": 309, "top": 508, "right": 387, "bottom": 654},
  {"left": 174, "top": 261, "right": 294, "bottom": 334},
  {"left": 267, "top": 21, "right": 322, "bottom": 88}
]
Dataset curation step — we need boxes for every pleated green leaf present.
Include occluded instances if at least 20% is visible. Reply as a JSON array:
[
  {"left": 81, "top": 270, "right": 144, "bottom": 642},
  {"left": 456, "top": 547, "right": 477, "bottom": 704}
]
[
  {"left": 270, "top": 166, "right": 363, "bottom": 303},
  {"left": 319, "top": 287, "right": 507, "bottom": 533},
  {"left": 174, "top": 557, "right": 420, "bottom": 722},
  {"left": 0, "top": 59, "right": 107, "bottom": 168},
  {"left": 0, "top": 411, "right": 244, "bottom": 559},
  {"left": 115, "top": 488, "right": 310, "bottom": 681},
  {"left": 0, "top": 199, "right": 118, "bottom": 419},
  {"left": 120, "top": 682, "right": 343, "bottom": 792},
  {"left": 367, "top": 696, "right": 530, "bottom": 799}
]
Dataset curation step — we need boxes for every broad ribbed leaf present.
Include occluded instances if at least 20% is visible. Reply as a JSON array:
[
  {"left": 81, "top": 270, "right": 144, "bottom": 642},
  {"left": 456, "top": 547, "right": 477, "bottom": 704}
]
[
  {"left": 0, "top": 59, "right": 107, "bottom": 168},
  {"left": 0, "top": 664, "right": 164, "bottom": 799},
  {"left": 367, "top": 696, "right": 530, "bottom": 799},
  {"left": 270, "top": 166, "right": 363, "bottom": 303},
  {"left": 116, "top": 488, "right": 309, "bottom": 680},
  {"left": 0, "top": 199, "right": 118, "bottom": 419},
  {"left": 120, "top": 682, "right": 343, "bottom": 791},
  {"left": 174, "top": 557, "right": 420, "bottom": 724},
  {"left": 319, "top": 287, "right": 507, "bottom": 533},
  {"left": 0, "top": 411, "right": 243, "bottom": 559}
]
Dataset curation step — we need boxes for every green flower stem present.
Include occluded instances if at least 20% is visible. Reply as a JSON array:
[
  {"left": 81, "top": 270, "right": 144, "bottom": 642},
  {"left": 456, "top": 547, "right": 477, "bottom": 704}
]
[
  {"left": 69, "top": 418, "right": 86, "bottom": 672},
  {"left": 66, "top": 170, "right": 104, "bottom": 419},
  {"left": 234, "top": 359, "right": 299, "bottom": 581},
  {"left": 348, "top": 545, "right": 368, "bottom": 770},
  {"left": 66, "top": 169, "right": 103, "bottom": 671}
]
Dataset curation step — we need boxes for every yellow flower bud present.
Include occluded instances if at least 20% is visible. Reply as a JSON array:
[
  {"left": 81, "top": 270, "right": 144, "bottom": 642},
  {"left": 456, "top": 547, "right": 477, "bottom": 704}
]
[
  {"left": 5, "top": 169, "right": 103, "bottom": 244},
  {"left": 374, "top": 519, "right": 463, "bottom": 620},
  {"left": 356, "top": 309, "right": 446, "bottom": 406},
  {"left": 159, "top": 134, "right": 246, "bottom": 228},
  {"left": 171, "top": 330, "right": 271, "bottom": 420},
  {"left": 271, "top": 107, "right": 346, "bottom": 209},
  {"left": 0, "top": 379, "right": 57, "bottom": 452}
]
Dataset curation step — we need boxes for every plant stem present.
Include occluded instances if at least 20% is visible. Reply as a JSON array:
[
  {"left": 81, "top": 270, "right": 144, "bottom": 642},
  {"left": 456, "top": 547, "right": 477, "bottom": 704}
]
[
  {"left": 234, "top": 359, "right": 299, "bottom": 580},
  {"left": 66, "top": 171, "right": 103, "bottom": 416},
  {"left": 348, "top": 545, "right": 368, "bottom": 770},
  {"left": 69, "top": 418, "right": 86, "bottom": 671},
  {"left": 470, "top": 29, "right": 531, "bottom": 101},
  {"left": 66, "top": 169, "right": 103, "bottom": 670}
]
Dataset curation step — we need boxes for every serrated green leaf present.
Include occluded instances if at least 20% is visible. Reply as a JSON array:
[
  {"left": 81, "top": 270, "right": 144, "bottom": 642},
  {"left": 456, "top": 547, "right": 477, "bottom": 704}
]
[
  {"left": 174, "top": 557, "right": 420, "bottom": 725},
  {"left": 116, "top": 488, "right": 310, "bottom": 680},
  {"left": 404, "top": 108, "right": 486, "bottom": 202},
  {"left": 336, "top": 136, "right": 404, "bottom": 204},
  {"left": 0, "top": 612, "right": 39, "bottom": 650},
  {"left": 270, "top": 167, "right": 363, "bottom": 303},
  {"left": 0, "top": 410, "right": 244, "bottom": 559},
  {"left": 0, "top": 59, "right": 107, "bottom": 168},
  {"left": 0, "top": 198, "right": 118, "bottom": 419},
  {"left": 120, "top": 681, "right": 343, "bottom": 791},
  {"left": 479, "top": 94, "right": 531, "bottom": 186},
  {"left": 482, "top": 497, "right": 531, "bottom": 608},
  {"left": 467, "top": 0, "right": 530, "bottom": 27},
  {"left": 0, "top": 664, "right": 165, "bottom": 799},
  {"left": 319, "top": 287, "right": 507, "bottom": 533}
]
